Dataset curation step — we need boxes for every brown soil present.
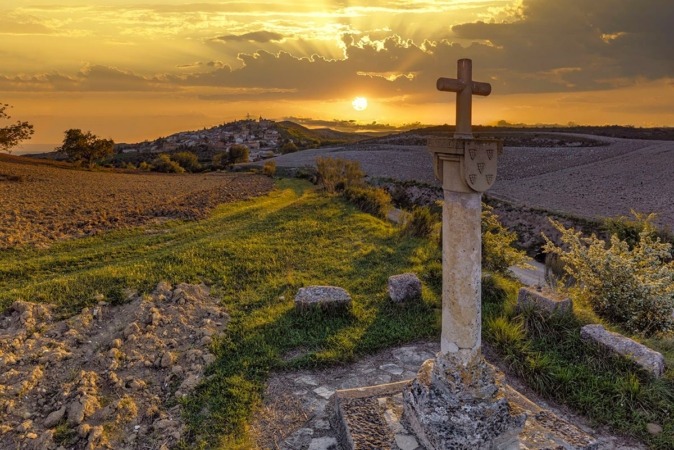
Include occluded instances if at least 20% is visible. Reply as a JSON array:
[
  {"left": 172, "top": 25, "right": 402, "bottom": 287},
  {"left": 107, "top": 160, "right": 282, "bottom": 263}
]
[
  {"left": 0, "top": 282, "right": 228, "bottom": 450},
  {"left": 0, "top": 154, "right": 274, "bottom": 249}
]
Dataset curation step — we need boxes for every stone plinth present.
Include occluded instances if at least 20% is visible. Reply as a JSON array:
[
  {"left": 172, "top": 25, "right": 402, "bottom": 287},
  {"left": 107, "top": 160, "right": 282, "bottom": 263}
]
[
  {"left": 580, "top": 324, "right": 665, "bottom": 377},
  {"left": 517, "top": 287, "right": 572, "bottom": 316},
  {"left": 295, "top": 286, "right": 351, "bottom": 311},
  {"left": 334, "top": 370, "right": 599, "bottom": 450},
  {"left": 402, "top": 354, "right": 526, "bottom": 450},
  {"left": 388, "top": 273, "right": 422, "bottom": 303}
]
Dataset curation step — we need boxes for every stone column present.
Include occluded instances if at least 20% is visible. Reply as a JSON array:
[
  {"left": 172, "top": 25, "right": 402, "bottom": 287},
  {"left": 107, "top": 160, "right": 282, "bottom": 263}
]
[{"left": 402, "top": 137, "right": 525, "bottom": 450}]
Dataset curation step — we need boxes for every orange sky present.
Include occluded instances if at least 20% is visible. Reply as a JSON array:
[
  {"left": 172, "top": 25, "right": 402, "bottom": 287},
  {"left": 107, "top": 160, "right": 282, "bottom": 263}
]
[{"left": 2, "top": 0, "right": 673, "bottom": 150}]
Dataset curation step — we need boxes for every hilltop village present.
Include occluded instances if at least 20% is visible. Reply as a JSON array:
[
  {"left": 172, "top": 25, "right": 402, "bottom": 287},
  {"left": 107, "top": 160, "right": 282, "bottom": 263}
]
[{"left": 117, "top": 116, "right": 287, "bottom": 161}]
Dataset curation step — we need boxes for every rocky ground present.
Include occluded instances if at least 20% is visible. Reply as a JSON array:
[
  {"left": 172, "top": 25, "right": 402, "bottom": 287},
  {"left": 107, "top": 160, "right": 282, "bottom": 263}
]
[
  {"left": 0, "top": 154, "right": 273, "bottom": 249},
  {"left": 0, "top": 282, "right": 228, "bottom": 450}
]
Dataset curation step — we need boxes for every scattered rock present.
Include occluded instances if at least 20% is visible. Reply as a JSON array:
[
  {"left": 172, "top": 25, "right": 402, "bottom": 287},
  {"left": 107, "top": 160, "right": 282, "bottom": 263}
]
[
  {"left": 387, "top": 273, "right": 422, "bottom": 303},
  {"left": 580, "top": 324, "right": 665, "bottom": 377},
  {"left": 294, "top": 286, "right": 351, "bottom": 311},
  {"left": 43, "top": 406, "right": 66, "bottom": 428},
  {"left": 517, "top": 286, "right": 571, "bottom": 315}
]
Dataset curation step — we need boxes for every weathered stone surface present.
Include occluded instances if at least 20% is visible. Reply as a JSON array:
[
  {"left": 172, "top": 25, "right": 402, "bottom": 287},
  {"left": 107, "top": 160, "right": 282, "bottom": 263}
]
[
  {"left": 295, "top": 286, "right": 351, "bottom": 310},
  {"left": 402, "top": 354, "right": 526, "bottom": 450},
  {"left": 517, "top": 286, "right": 572, "bottom": 315},
  {"left": 388, "top": 273, "right": 422, "bottom": 303},
  {"left": 580, "top": 324, "right": 665, "bottom": 377},
  {"left": 334, "top": 374, "right": 599, "bottom": 450}
]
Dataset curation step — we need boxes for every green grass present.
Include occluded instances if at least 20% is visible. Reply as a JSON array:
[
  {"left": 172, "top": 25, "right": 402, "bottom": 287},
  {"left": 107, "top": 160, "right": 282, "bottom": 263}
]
[
  {"left": 4, "top": 178, "right": 673, "bottom": 448},
  {"left": 0, "top": 179, "right": 442, "bottom": 447},
  {"left": 482, "top": 275, "right": 674, "bottom": 449}
]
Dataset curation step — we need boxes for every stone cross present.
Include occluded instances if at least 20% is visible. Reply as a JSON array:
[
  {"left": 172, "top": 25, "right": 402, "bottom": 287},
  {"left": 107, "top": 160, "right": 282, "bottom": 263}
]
[
  {"left": 428, "top": 59, "right": 500, "bottom": 366},
  {"left": 437, "top": 58, "right": 491, "bottom": 139},
  {"left": 403, "top": 60, "right": 523, "bottom": 450}
]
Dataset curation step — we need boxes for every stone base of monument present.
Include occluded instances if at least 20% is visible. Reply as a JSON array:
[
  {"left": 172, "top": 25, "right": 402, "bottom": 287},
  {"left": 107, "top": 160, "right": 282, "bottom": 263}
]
[{"left": 333, "top": 355, "right": 599, "bottom": 450}]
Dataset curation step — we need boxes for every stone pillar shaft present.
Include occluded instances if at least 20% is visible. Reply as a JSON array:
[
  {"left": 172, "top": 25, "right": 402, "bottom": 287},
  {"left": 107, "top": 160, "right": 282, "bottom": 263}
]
[{"left": 441, "top": 190, "right": 482, "bottom": 364}]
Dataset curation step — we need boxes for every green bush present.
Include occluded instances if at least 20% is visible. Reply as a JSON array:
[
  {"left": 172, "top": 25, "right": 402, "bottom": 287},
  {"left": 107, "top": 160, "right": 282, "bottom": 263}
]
[
  {"left": 152, "top": 154, "right": 185, "bottom": 173},
  {"left": 404, "top": 206, "right": 437, "bottom": 238},
  {"left": 138, "top": 161, "right": 151, "bottom": 171},
  {"left": 482, "top": 203, "right": 527, "bottom": 273},
  {"left": 262, "top": 160, "right": 276, "bottom": 177},
  {"left": 315, "top": 157, "right": 364, "bottom": 193},
  {"left": 342, "top": 186, "right": 391, "bottom": 219},
  {"left": 171, "top": 151, "right": 201, "bottom": 172},
  {"left": 544, "top": 214, "right": 674, "bottom": 336}
]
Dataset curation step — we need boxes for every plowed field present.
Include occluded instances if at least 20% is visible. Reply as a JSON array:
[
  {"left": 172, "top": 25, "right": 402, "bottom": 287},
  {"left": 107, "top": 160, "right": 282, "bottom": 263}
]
[{"left": 0, "top": 155, "right": 273, "bottom": 249}]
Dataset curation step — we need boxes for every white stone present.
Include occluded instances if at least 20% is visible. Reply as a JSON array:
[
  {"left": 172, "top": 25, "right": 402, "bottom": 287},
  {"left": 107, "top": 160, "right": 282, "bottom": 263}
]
[
  {"left": 580, "top": 324, "right": 665, "bottom": 377},
  {"left": 395, "top": 433, "right": 420, "bottom": 450},
  {"left": 308, "top": 436, "right": 338, "bottom": 450},
  {"left": 379, "top": 363, "right": 404, "bottom": 375},
  {"left": 313, "top": 386, "right": 335, "bottom": 399}
]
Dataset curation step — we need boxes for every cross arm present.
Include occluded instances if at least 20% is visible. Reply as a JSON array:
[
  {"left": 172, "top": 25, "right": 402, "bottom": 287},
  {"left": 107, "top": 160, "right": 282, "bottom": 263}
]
[{"left": 437, "top": 78, "right": 491, "bottom": 96}]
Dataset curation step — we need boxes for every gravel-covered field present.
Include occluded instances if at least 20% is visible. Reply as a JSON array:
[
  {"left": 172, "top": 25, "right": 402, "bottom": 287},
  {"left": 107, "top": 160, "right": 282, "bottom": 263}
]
[
  {"left": 268, "top": 135, "right": 674, "bottom": 231},
  {"left": 0, "top": 155, "right": 273, "bottom": 249}
]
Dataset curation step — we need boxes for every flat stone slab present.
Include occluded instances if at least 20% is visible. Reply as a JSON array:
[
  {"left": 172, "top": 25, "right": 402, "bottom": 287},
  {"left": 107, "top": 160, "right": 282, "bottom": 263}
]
[
  {"left": 518, "top": 286, "right": 572, "bottom": 315},
  {"left": 295, "top": 286, "right": 351, "bottom": 310},
  {"left": 334, "top": 379, "right": 599, "bottom": 450},
  {"left": 388, "top": 273, "right": 422, "bottom": 303},
  {"left": 580, "top": 324, "right": 665, "bottom": 378}
]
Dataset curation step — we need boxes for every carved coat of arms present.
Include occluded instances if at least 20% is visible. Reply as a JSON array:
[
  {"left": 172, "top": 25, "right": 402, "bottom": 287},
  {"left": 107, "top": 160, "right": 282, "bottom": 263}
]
[{"left": 463, "top": 143, "right": 498, "bottom": 192}]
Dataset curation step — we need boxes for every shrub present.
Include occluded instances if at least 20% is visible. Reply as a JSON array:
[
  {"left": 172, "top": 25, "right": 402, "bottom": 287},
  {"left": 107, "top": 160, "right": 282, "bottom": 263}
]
[
  {"left": 171, "top": 151, "right": 201, "bottom": 172},
  {"left": 212, "top": 152, "right": 228, "bottom": 170},
  {"left": 403, "top": 206, "right": 437, "bottom": 238},
  {"left": 543, "top": 214, "right": 674, "bottom": 336},
  {"left": 151, "top": 154, "right": 185, "bottom": 173},
  {"left": 138, "top": 161, "right": 151, "bottom": 171},
  {"left": 229, "top": 144, "right": 249, "bottom": 164},
  {"left": 280, "top": 141, "right": 298, "bottom": 154},
  {"left": 315, "top": 157, "right": 364, "bottom": 193},
  {"left": 342, "top": 186, "right": 391, "bottom": 218},
  {"left": 262, "top": 160, "right": 276, "bottom": 177},
  {"left": 482, "top": 203, "right": 527, "bottom": 273}
]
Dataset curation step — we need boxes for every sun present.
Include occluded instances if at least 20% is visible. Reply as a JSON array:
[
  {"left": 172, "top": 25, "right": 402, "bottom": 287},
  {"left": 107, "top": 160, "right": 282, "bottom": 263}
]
[{"left": 352, "top": 96, "right": 368, "bottom": 111}]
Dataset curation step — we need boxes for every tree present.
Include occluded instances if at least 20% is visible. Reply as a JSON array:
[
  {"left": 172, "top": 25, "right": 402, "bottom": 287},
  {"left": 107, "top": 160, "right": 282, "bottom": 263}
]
[
  {"left": 56, "top": 129, "right": 114, "bottom": 167},
  {"left": 0, "top": 103, "right": 34, "bottom": 153}
]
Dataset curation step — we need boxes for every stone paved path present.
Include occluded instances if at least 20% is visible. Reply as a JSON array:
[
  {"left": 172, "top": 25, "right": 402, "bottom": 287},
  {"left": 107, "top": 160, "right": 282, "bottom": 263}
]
[
  {"left": 253, "top": 341, "right": 646, "bottom": 450},
  {"left": 252, "top": 342, "right": 437, "bottom": 449}
]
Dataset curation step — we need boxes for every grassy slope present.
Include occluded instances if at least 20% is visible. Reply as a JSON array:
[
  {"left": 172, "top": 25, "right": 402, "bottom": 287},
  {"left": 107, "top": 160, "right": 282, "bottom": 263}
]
[
  {"left": 0, "top": 179, "right": 442, "bottom": 447},
  {"left": 3, "top": 178, "right": 673, "bottom": 448}
]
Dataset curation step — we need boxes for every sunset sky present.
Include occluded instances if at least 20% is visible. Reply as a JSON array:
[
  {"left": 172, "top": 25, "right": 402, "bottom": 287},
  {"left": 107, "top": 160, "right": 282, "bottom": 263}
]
[{"left": 2, "top": 0, "right": 673, "bottom": 150}]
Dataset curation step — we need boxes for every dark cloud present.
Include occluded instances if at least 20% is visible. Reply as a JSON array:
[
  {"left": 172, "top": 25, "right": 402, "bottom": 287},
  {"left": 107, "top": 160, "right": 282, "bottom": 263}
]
[
  {"left": 451, "top": 0, "right": 674, "bottom": 91},
  {"left": 215, "top": 31, "right": 286, "bottom": 43}
]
